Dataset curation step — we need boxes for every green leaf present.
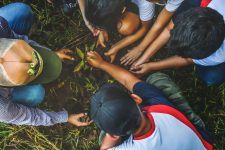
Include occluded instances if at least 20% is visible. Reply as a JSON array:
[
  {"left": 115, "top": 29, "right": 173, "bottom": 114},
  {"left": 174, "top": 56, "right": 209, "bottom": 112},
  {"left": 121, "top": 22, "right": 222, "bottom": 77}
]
[
  {"left": 90, "top": 42, "right": 96, "bottom": 51},
  {"left": 74, "top": 61, "right": 85, "bottom": 72},
  {"left": 76, "top": 47, "right": 84, "bottom": 60}
]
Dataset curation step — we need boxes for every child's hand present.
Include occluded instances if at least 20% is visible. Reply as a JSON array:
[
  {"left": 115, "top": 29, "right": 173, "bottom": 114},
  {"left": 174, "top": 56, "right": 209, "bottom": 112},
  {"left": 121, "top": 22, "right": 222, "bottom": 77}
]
[
  {"left": 130, "top": 63, "right": 151, "bottom": 77},
  {"left": 56, "top": 49, "right": 75, "bottom": 61},
  {"left": 87, "top": 51, "right": 105, "bottom": 68},
  {"left": 104, "top": 48, "right": 118, "bottom": 63},
  {"left": 120, "top": 47, "right": 143, "bottom": 66},
  {"left": 96, "top": 31, "right": 109, "bottom": 48},
  {"left": 85, "top": 22, "right": 100, "bottom": 36},
  {"left": 68, "top": 113, "right": 92, "bottom": 127}
]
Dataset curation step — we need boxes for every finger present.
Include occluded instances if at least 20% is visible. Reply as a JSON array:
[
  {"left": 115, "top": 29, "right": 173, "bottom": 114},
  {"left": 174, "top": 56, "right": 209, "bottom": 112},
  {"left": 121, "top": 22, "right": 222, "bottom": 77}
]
[
  {"left": 128, "top": 58, "right": 136, "bottom": 66},
  {"left": 77, "top": 121, "right": 91, "bottom": 127},
  {"left": 110, "top": 55, "right": 115, "bottom": 63},
  {"left": 120, "top": 55, "right": 129, "bottom": 63},
  {"left": 63, "top": 49, "right": 73, "bottom": 54},
  {"left": 76, "top": 113, "right": 87, "bottom": 118},
  {"left": 123, "top": 58, "right": 133, "bottom": 66},
  {"left": 63, "top": 54, "right": 75, "bottom": 61},
  {"left": 99, "top": 40, "right": 106, "bottom": 48}
]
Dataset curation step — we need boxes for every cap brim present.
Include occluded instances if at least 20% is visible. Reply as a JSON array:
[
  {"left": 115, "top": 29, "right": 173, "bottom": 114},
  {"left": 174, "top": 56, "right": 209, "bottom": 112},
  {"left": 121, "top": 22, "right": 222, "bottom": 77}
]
[{"left": 30, "top": 46, "right": 62, "bottom": 84}]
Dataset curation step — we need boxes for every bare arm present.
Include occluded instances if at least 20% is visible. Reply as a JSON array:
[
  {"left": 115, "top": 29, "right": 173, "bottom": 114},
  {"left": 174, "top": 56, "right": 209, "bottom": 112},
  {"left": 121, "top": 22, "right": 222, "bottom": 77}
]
[
  {"left": 77, "top": 0, "right": 88, "bottom": 24},
  {"left": 105, "top": 21, "right": 151, "bottom": 62},
  {"left": 135, "top": 8, "right": 173, "bottom": 52},
  {"left": 132, "top": 56, "right": 194, "bottom": 76},
  {"left": 87, "top": 51, "right": 141, "bottom": 91},
  {"left": 133, "top": 21, "right": 174, "bottom": 67}
]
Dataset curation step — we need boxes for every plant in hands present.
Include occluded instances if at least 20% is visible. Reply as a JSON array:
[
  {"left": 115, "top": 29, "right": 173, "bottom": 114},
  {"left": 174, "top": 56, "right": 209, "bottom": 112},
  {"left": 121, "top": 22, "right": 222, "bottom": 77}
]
[
  {"left": 68, "top": 113, "right": 92, "bottom": 127},
  {"left": 96, "top": 30, "right": 109, "bottom": 48},
  {"left": 120, "top": 47, "right": 144, "bottom": 66},
  {"left": 74, "top": 43, "right": 95, "bottom": 72},
  {"left": 87, "top": 51, "right": 104, "bottom": 68},
  {"left": 56, "top": 49, "right": 75, "bottom": 61}
]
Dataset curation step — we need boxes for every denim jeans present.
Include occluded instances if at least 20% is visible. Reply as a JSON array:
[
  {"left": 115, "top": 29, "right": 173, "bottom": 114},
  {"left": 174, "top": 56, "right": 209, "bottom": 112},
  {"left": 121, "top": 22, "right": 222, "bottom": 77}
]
[
  {"left": 0, "top": 3, "right": 45, "bottom": 106},
  {"left": 0, "top": 2, "right": 33, "bottom": 34},
  {"left": 197, "top": 62, "right": 225, "bottom": 86},
  {"left": 12, "top": 85, "right": 45, "bottom": 107}
]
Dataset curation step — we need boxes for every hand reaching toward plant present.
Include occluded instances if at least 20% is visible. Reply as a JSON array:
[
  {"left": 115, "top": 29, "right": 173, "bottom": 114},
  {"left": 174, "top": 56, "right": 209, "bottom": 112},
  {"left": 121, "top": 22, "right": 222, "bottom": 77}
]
[
  {"left": 96, "top": 30, "right": 109, "bottom": 48},
  {"left": 87, "top": 51, "right": 104, "bottom": 68},
  {"left": 104, "top": 47, "right": 118, "bottom": 63},
  {"left": 56, "top": 49, "right": 75, "bottom": 61},
  {"left": 68, "top": 113, "right": 92, "bottom": 127},
  {"left": 120, "top": 47, "right": 144, "bottom": 66}
]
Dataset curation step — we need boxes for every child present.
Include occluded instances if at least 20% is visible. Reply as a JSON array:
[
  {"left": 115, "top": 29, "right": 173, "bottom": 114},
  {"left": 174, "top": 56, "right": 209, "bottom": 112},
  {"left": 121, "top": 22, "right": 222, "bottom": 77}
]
[
  {"left": 107, "top": 0, "right": 184, "bottom": 66},
  {"left": 78, "top": 0, "right": 154, "bottom": 62},
  {"left": 131, "top": 0, "right": 225, "bottom": 86},
  {"left": 87, "top": 51, "right": 212, "bottom": 150}
]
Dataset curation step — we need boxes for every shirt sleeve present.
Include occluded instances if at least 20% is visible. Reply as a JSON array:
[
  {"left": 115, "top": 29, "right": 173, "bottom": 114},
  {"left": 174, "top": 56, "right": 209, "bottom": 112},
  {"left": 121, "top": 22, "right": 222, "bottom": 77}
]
[
  {"left": 137, "top": 1, "right": 155, "bottom": 21},
  {"left": 0, "top": 98, "right": 68, "bottom": 126},
  {"left": 165, "top": 0, "right": 184, "bottom": 12},
  {"left": 133, "top": 81, "right": 174, "bottom": 107},
  {"left": 193, "top": 40, "right": 225, "bottom": 66}
]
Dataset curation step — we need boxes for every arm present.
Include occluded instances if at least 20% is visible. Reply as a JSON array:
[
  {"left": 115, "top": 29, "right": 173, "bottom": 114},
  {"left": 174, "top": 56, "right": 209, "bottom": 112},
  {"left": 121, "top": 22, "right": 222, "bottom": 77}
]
[
  {"left": 105, "top": 21, "right": 151, "bottom": 63},
  {"left": 77, "top": 0, "right": 99, "bottom": 35},
  {"left": 133, "top": 21, "right": 173, "bottom": 67},
  {"left": 134, "top": 8, "right": 173, "bottom": 52},
  {"left": 132, "top": 56, "right": 193, "bottom": 76},
  {"left": 0, "top": 96, "right": 91, "bottom": 126},
  {"left": 0, "top": 97, "right": 68, "bottom": 126},
  {"left": 87, "top": 51, "right": 141, "bottom": 91}
]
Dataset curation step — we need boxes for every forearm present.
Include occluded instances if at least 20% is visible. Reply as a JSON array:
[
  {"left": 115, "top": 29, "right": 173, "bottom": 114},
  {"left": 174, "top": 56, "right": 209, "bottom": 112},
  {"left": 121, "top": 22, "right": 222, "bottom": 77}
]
[
  {"left": 147, "top": 56, "right": 193, "bottom": 71},
  {"left": 112, "top": 22, "right": 151, "bottom": 53},
  {"left": 136, "top": 8, "right": 173, "bottom": 51},
  {"left": 0, "top": 99, "right": 68, "bottom": 126},
  {"left": 100, "top": 61, "right": 140, "bottom": 91},
  {"left": 138, "top": 25, "right": 171, "bottom": 63},
  {"left": 77, "top": 0, "right": 88, "bottom": 23}
]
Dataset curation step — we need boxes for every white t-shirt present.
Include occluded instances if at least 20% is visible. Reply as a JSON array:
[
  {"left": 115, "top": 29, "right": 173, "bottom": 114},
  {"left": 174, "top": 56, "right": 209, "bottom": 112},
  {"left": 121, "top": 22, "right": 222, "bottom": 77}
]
[
  {"left": 165, "top": 0, "right": 184, "bottom": 12},
  {"left": 108, "top": 82, "right": 212, "bottom": 150},
  {"left": 109, "top": 106, "right": 210, "bottom": 150},
  {"left": 131, "top": 0, "right": 155, "bottom": 21},
  {"left": 193, "top": 0, "right": 225, "bottom": 66}
]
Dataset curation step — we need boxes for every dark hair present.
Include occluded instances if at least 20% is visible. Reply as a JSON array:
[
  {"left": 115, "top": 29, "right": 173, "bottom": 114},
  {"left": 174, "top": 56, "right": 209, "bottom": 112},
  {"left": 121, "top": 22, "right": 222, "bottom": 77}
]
[
  {"left": 90, "top": 84, "right": 140, "bottom": 136},
  {"left": 85, "top": 0, "right": 126, "bottom": 30},
  {"left": 168, "top": 7, "right": 225, "bottom": 59}
]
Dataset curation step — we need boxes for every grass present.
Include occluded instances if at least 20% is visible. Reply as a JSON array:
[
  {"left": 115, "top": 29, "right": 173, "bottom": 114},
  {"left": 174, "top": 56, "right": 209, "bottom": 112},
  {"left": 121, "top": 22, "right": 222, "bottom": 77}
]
[{"left": 0, "top": 0, "right": 224, "bottom": 149}]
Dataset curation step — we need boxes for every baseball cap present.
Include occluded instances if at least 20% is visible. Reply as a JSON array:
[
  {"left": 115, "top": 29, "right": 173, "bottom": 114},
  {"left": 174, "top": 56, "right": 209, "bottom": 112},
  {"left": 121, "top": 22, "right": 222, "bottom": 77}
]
[
  {"left": 90, "top": 84, "right": 140, "bottom": 136},
  {"left": 0, "top": 38, "right": 62, "bottom": 86}
]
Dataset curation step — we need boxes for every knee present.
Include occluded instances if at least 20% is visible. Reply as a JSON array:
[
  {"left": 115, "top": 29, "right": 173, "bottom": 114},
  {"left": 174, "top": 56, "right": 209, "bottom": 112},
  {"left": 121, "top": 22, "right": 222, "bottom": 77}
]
[
  {"left": 28, "top": 85, "right": 45, "bottom": 106},
  {"left": 11, "top": 3, "right": 33, "bottom": 19},
  {"left": 199, "top": 71, "right": 224, "bottom": 86},
  {"left": 117, "top": 12, "right": 140, "bottom": 36}
]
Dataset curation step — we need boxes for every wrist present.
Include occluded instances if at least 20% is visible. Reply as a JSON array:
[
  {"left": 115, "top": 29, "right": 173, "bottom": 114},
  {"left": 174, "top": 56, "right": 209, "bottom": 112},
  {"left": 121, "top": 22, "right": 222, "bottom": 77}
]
[
  {"left": 136, "top": 45, "right": 145, "bottom": 52},
  {"left": 99, "top": 61, "right": 108, "bottom": 70}
]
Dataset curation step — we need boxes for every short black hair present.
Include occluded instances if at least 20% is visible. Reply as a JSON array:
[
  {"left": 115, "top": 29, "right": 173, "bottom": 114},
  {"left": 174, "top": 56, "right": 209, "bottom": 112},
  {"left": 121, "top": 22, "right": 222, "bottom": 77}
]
[
  {"left": 85, "top": 0, "right": 126, "bottom": 30},
  {"left": 168, "top": 7, "right": 225, "bottom": 59},
  {"left": 90, "top": 84, "right": 140, "bottom": 136}
]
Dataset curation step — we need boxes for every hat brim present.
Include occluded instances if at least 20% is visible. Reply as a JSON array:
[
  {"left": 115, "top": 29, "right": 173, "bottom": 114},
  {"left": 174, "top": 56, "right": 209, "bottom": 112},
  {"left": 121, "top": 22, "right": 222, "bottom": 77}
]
[{"left": 30, "top": 46, "right": 62, "bottom": 84}]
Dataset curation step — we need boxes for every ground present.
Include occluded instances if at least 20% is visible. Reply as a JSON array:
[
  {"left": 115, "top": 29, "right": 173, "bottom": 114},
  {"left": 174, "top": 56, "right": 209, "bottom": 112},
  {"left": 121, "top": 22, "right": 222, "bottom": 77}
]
[{"left": 0, "top": 0, "right": 224, "bottom": 150}]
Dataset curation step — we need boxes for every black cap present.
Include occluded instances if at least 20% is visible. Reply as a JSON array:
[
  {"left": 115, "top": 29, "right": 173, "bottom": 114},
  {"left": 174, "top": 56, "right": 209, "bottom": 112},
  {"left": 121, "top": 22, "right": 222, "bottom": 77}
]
[{"left": 90, "top": 84, "right": 140, "bottom": 136}]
